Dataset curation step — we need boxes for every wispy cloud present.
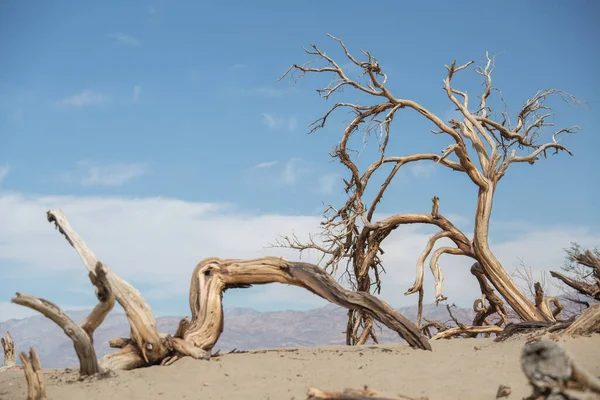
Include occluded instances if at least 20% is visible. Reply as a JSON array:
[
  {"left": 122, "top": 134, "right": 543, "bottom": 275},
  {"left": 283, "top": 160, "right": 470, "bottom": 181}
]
[
  {"left": 0, "top": 165, "right": 10, "bottom": 183},
  {"left": 409, "top": 163, "right": 436, "bottom": 179},
  {"left": 255, "top": 161, "right": 278, "bottom": 169},
  {"left": 318, "top": 173, "right": 341, "bottom": 195},
  {"left": 63, "top": 161, "right": 148, "bottom": 187},
  {"left": 281, "top": 158, "right": 311, "bottom": 185},
  {"left": 261, "top": 113, "right": 298, "bottom": 131},
  {"left": 107, "top": 33, "right": 141, "bottom": 46},
  {"left": 146, "top": 5, "right": 158, "bottom": 15},
  {"left": 59, "top": 90, "right": 107, "bottom": 108},
  {"left": 132, "top": 85, "right": 143, "bottom": 103},
  {"left": 229, "top": 64, "right": 246, "bottom": 71}
]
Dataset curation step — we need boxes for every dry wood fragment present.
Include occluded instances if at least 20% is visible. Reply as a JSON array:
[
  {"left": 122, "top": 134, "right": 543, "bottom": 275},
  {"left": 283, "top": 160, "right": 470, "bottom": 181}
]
[
  {"left": 1, "top": 331, "right": 15, "bottom": 367},
  {"left": 521, "top": 339, "right": 600, "bottom": 400},
  {"left": 19, "top": 347, "right": 47, "bottom": 400},
  {"left": 307, "top": 386, "right": 427, "bottom": 400},
  {"left": 562, "top": 303, "right": 600, "bottom": 336}
]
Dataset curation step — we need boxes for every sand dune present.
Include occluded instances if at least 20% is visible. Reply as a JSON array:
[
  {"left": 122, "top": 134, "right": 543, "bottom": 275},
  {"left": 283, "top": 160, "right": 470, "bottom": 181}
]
[{"left": 2, "top": 334, "right": 599, "bottom": 400}]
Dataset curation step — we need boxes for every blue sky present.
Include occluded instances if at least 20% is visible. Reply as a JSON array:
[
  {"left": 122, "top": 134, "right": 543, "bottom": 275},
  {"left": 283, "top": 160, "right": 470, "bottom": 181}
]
[{"left": 1, "top": 1, "right": 599, "bottom": 322}]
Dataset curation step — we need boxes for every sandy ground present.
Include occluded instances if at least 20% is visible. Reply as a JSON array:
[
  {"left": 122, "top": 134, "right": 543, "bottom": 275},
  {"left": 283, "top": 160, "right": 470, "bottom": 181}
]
[{"left": 1, "top": 335, "right": 599, "bottom": 400}]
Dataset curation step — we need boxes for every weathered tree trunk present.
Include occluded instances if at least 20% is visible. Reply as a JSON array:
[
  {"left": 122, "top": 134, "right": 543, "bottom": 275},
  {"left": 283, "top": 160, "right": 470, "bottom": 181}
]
[
  {"left": 173, "top": 257, "right": 431, "bottom": 357},
  {"left": 19, "top": 347, "right": 47, "bottom": 400},
  {"left": 473, "top": 186, "right": 547, "bottom": 322},
  {"left": 1, "top": 331, "right": 15, "bottom": 368}
]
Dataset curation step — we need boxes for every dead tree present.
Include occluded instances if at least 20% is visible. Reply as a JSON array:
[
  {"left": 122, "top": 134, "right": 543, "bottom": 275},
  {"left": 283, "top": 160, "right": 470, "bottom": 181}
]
[
  {"left": 1, "top": 331, "right": 15, "bottom": 368},
  {"left": 20, "top": 347, "right": 47, "bottom": 400},
  {"left": 275, "top": 34, "right": 583, "bottom": 343},
  {"left": 11, "top": 210, "right": 430, "bottom": 373}
]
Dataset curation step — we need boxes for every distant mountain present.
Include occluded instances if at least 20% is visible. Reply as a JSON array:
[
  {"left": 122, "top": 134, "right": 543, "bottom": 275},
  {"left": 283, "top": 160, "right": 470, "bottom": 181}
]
[{"left": 0, "top": 303, "right": 475, "bottom": 369}]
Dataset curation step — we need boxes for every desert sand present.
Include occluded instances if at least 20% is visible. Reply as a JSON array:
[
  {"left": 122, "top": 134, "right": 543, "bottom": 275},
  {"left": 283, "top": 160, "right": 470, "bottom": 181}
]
[{"left": 2, "top": 334, "right": 599, "bottom": 400}]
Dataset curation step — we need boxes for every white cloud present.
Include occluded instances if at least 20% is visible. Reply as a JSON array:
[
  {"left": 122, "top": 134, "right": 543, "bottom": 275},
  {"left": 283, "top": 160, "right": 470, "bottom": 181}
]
[
  {"left": 146, "top": 6, "right": 158, "bottom": 15},
  {"left": 132, "top": 85, "right": 143, "bottom": 103},
  {"left": 0, "top": 191, "right": 598, "bottom": 323},
  {"left": 255, "top": 161, "right": 278, "bottom": 169},
  {"left": 261, "top": 113, "right": 298, "bottom": 131},
  {"left": 409, "top": 163, "right": 436, "bottom": 179},
  {"left": 318, "top": 173, "right": 340, "bottom": 195},
  {"left": 63, "top": 161, "right": 148, "bottom": 187},
  {"left": 281, "top": 158, "right": 311, "bottom": 185},
  {"left": 0, "top": 165, "right": 9, "bottom": 183},
  {"left": 59, "top": 90, "right": 107, "bottom": 108},
  {"left": 107, "top": 33, "right": 141, "bottom": 47}
]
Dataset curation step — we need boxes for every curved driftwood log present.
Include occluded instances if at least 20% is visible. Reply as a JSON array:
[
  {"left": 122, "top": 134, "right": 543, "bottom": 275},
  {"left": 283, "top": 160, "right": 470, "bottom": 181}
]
[
  {"left": 1, "top": 331, "right": 15, "bottom": 368},
  {"left": 521, "top": 340, "right": 600, "bottom": 399},
  {"left": 20, "top": 347, "right": 47, "bottom": 400},
  {"left": 173, "top": 257, "right": 432, "bottom": 356}
]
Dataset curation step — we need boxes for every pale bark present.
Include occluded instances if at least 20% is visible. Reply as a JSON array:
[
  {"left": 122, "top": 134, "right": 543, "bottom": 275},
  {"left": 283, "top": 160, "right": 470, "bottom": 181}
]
[
  {"left": 1, "top": 331, "right": 15, "bottom": 368},
  {"left": 19, "top": 347, "right": 47, "bottom": 400}
]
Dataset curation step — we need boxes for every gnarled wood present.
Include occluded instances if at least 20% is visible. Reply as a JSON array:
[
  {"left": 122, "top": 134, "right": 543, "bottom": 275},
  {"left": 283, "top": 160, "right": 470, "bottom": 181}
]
[
  {"left": 19, "top": 347, "right": 47, "bottom": 400},
  {"left": 177, "top": 257, "right": 431, "bottom": 357},
  {"left": 1, "top": 331, "right": 15, "bottom": 368},
  {"left": 11, "top": 293, "right": 100, "bottom": 376},
  {"left": 47, "top": 209, "right": 169, "bottom": 366},
  {"left": 550, "top": 270, "right": 600, "bottom": 301},
  {"left": 521, "top": 340, "right": 600, "bottom": 399}
]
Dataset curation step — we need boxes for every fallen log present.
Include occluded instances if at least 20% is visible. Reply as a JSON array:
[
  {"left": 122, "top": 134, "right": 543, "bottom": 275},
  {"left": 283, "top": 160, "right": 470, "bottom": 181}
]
[
  {"left": 521, "top": 339, "right": 600, "bottom": 399},
  {"left": 20, "top": 347, "right": 46, "bottom": 400}
]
